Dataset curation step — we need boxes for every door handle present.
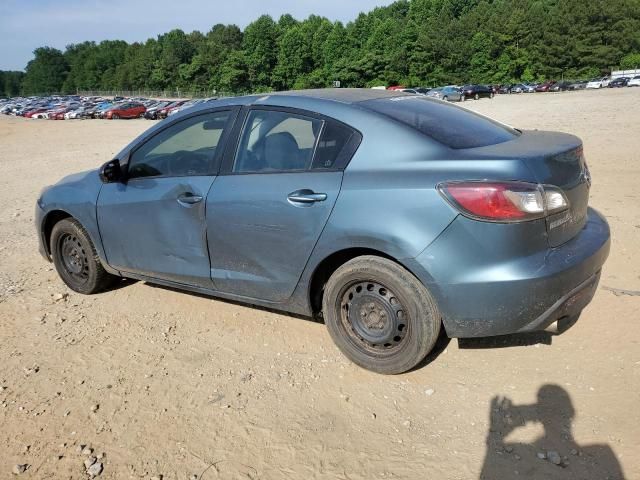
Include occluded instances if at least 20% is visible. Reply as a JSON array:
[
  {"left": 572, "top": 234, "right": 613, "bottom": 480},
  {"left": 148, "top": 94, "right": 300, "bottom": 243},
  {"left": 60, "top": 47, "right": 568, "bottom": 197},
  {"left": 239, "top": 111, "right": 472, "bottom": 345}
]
[
  {"left": 177, "top": 192, "right": 203, "bottom": 205},
  {"left": 287, "top": 189, "right": 327, "bottom": 204}
]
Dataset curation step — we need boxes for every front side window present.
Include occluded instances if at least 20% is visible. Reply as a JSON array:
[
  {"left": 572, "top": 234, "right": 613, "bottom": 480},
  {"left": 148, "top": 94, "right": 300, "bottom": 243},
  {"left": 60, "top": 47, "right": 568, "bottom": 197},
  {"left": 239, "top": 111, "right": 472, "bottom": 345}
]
[
  {"left": 234, "top": 110, "right": 322, "bottom": 173},
  {"left": 128, "top": 111, "right": 230, "bottom": 179}
]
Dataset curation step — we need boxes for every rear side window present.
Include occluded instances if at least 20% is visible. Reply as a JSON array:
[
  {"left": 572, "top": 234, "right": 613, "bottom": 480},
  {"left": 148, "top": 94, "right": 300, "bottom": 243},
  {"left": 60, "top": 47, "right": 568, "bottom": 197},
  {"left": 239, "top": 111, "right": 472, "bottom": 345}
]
[
  {"left": 234, "top": 110, "right": 322, "bottom": 173},
  {"left": 360, "top": 96, "right": 519, "bottom": 149}
]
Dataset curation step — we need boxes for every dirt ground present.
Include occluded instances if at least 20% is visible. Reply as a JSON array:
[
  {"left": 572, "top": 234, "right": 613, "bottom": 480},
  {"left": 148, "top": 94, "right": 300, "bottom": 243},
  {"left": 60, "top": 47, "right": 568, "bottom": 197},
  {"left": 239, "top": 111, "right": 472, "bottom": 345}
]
[{"left": 0, "top": 88, "right": 638, "bottom": 480}]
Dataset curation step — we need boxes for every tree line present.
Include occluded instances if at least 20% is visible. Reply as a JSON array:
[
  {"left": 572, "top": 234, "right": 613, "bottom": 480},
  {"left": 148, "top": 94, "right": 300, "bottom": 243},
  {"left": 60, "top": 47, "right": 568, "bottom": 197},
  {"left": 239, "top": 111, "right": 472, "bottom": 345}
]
[{"left": 2, "top": 0, "right": 640, "bottom": 97}]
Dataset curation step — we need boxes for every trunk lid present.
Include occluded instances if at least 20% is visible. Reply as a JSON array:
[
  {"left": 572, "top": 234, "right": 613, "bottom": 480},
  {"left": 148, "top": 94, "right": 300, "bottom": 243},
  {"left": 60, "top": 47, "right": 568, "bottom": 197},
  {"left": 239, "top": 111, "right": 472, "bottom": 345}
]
[{"left": 462, "top": 130, "right": 591, "bottom": 247}]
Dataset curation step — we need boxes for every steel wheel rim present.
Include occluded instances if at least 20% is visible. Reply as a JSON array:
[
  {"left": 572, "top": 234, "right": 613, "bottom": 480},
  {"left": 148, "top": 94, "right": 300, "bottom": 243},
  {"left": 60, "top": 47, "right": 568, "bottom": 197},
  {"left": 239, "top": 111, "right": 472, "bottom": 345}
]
[
  {"left": 58, "top": 234, "right": 89, "bottom": 284},
  {"left": 339, "top": 280, "right": 409, "bottom": 353}
]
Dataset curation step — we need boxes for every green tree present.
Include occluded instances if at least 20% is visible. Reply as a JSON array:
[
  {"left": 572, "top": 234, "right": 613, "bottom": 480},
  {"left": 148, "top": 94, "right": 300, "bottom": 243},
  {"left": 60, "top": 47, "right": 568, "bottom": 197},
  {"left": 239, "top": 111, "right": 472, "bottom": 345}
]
[
  {"left": 620, "top": 52, "right": 640, "bottom": 69},
  {"left": 243, "top": 15, "right": 279, "bottom": 91},
  {"left": 0, "top": 71, "right": 25, "bottom": 97},
  {"left": 7, "top": 0, "right": 640, "bottom": 95},
  {"left": 218, "top": 50, "right": 249, "bottom": 93},
  {"left": 22, "top": 47, "right": 68, "bottom": 94}
]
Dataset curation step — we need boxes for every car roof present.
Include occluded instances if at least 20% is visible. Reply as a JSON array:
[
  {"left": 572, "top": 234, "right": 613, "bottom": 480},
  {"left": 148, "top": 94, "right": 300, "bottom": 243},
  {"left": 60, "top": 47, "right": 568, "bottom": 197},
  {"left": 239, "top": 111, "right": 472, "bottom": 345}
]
[
  {"left": 116, "top": 89, "right": 430, "bottom": 160},
  {"left": 168, "top": 88, "right": 413, "bottom": 121},
  {"left": 204, "top": 88, "right": 409, "bottom": 107},
  {"left": 265, "top": 88, "right": 409, "bottom": 103}
]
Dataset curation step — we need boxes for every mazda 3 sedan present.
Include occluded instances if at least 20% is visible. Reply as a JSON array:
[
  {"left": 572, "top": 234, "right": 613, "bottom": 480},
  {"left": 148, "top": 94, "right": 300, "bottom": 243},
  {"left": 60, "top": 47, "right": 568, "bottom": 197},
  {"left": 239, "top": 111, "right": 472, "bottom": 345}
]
[{"left": 36, "top": 89, "right": 610, "bottom": 374}]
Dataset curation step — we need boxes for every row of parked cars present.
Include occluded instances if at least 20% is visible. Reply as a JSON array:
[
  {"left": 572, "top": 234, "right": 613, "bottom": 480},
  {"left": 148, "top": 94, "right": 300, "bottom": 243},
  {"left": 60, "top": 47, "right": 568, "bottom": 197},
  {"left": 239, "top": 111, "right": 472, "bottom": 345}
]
[
  {"left": 385, "top": 84, "right": 496, "bottom": 102},
  {"left": 387, "top": 76, "right": 640, "bottom": 102},
  {"left": 502, "top": 76, "right": 640, "bottom": 91},
  {"left": 0, "top": 95, "right": 216, "bottom": 120},
  {"left": 4, "top": 76, "right": 638, "bottom": 119}
]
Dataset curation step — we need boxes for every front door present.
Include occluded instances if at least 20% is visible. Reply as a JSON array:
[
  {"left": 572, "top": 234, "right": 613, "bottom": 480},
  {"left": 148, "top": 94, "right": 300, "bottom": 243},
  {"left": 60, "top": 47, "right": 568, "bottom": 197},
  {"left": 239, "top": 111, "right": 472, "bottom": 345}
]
[
  {"left": 97, "top": 109, "right": 234, "bottom": 287},
  {"left": 206, "top": 107, "right": 357, "bottom": 302}
]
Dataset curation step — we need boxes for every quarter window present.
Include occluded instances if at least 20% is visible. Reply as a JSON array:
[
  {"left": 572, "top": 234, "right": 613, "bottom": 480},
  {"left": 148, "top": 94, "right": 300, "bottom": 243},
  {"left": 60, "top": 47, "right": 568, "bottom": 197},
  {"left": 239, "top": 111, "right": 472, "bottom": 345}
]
[
  {"left": 312, "top": 120, "right": 355, "bottom": 170},
  {"left": 128, "top": 111, "right": 230, "bottom": 179}
]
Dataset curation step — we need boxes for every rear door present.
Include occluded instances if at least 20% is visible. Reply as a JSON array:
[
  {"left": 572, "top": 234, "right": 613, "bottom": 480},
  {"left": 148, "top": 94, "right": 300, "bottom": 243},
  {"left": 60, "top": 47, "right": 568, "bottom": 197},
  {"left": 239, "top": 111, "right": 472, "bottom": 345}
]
[
  {"left": 206, "top": 106, "right": 360, "bottom": 302},
  {"left": 97, "top": 108, "right": 237, "bottom": 287}
]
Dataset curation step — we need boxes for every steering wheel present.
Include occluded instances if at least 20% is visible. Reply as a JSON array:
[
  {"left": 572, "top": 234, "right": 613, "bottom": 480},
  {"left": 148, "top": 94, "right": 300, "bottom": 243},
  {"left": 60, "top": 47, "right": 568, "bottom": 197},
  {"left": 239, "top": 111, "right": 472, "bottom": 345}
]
[{"left": 168, "top": 150, "right": 203, "bottom": 176}]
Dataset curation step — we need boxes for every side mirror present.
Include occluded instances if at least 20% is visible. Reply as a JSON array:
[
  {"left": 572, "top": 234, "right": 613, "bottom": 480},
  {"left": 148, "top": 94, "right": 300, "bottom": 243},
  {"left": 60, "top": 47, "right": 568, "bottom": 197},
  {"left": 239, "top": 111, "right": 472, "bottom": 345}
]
[{"left": 99, "top": 159, "right": 123, "bottom": 183}]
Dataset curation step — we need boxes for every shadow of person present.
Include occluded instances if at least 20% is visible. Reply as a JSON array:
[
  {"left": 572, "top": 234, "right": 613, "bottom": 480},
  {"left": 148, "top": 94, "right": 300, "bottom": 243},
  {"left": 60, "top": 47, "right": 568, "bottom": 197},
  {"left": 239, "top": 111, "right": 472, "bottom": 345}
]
[{"left": 480, "top": 384, "right": 626, "bottom": 479}]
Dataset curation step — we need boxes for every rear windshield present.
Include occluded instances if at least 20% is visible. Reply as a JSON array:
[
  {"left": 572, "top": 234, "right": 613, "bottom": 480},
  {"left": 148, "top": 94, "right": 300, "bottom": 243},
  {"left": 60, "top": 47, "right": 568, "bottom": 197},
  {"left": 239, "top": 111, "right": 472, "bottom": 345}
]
[{"left": 360, "top": 96, "right": 519, "bottom": 149}]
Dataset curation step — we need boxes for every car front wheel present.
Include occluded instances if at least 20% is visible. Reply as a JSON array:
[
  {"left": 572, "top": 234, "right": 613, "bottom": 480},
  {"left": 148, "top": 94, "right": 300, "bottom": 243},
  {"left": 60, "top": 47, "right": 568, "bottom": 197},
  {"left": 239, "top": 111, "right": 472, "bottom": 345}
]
[
  {"left": 323, "top": 256, "right": 441, "bottom": 374},
  {"left": 51, "top": 218, "right": 117, "bottom": 294}
]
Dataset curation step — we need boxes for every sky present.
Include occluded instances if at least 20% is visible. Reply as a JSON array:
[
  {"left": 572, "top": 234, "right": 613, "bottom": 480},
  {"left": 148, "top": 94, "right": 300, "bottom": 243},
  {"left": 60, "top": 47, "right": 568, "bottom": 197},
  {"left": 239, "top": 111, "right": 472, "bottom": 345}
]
[{"left": 0, "top": 0, "right": 396, "bottom": 71}]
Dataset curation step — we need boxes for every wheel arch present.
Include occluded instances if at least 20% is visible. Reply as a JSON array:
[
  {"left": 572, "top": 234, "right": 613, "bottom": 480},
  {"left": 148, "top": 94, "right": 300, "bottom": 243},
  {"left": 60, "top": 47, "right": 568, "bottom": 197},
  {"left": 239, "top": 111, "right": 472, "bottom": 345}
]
[
  {"left": 42, "top": 209, "right": 73, "bottom": 256},
  {"left": 308, "top": 247, "right": 424, "bottom": 316},
  {"left": 40, "top": 209, "right": 117, "bottom": 275}
]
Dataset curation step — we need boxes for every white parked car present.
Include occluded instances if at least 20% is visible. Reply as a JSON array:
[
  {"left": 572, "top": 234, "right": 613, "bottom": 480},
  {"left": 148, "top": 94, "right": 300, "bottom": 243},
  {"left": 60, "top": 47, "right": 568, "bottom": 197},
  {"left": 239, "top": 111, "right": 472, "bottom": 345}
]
[
  {"left": 628, "top": 76, "right": 640, "bottom": 87},
  {"left": 167, "top": 98, "right": 205, "bottom": 116},
  {"left": 586, "top": 77, "right": 611, "bottom": 89},
  {"left": 65, "top": 108, "right": 86, "bottom": 119}
]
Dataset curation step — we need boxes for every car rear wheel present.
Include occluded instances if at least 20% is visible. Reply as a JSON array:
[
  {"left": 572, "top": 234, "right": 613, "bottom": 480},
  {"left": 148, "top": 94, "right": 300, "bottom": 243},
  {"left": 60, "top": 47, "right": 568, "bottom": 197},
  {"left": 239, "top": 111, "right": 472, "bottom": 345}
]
[
  {"left": 51, "top": 218, "right": 117, "bottom": 294},
  {"left": 322, "top": 256, "right": 441, "bottom": 374}
]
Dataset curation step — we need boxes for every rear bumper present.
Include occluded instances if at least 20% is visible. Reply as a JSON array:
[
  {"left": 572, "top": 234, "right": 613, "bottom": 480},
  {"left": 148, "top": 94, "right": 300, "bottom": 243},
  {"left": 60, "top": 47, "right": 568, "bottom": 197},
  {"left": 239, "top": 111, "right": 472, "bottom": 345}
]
[
  {"left": 516, "top": 269, "right": 600, "bottom": 333},
  {"left": 410, "top": 207, "right": 610, "bottom": 337}
]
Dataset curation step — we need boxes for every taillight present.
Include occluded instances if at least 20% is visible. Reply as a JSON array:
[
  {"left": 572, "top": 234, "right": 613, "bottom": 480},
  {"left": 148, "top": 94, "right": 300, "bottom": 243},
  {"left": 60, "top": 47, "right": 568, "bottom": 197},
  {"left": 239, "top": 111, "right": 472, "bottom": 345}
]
[
  {"left": 438, "top": 181, "right": 568, "bottom": 222},
  {"left": 543, "top": 186, "right": 569, "bottom": 213}
]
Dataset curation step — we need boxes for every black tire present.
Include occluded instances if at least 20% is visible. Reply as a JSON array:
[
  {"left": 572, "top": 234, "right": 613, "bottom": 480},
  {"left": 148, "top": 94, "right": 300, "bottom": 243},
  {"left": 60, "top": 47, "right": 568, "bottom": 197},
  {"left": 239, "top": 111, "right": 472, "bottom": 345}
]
[
  {"left": 443, "top": 96, "right": 448, "bottom": 102},
  {"left": 50, "top": 218, "right": 116, "bottom": 294},
  {"left": 322, "top": 256, "right": 441, "bottom": 374},
  {"left": 474, "top": 93, "right": 480, "bottom": 100},
  {"left": 112, "top": 113, "right": 120, "bottom": 120}
]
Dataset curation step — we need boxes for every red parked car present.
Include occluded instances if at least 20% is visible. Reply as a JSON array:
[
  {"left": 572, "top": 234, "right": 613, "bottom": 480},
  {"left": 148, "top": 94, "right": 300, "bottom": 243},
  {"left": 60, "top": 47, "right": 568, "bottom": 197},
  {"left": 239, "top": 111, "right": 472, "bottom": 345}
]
[
  {"left": 535, "top": 82, "right": 556, "bottom": 92},
  {"left": 23, "top": 107, "right": 48, "bottom": 118},
  {"left": 157, "top": 100, "right": 187, "bottom": 119},
  {"left": 105, "top": 102, "right": 146, "bottom": 120},
  {"left": 49, "top": 107, "right": 70, "bottom": 120}
]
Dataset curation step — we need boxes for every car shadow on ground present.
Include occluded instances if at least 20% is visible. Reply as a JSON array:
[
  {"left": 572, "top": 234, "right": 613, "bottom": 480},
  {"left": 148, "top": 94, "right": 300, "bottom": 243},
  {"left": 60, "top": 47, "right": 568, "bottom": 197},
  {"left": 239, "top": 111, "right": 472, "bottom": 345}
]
[
  {"left": 135, "top": 282, "right": 588, "bottom": 374},
  {"left": 480, "top": 384, "right": 626, "bottom": 479},
  {"left": 458, "top": 331, "right": 554, "bottom": 349},
  {"left": 103, "top": 277, "right": 138, "bottom": 292},
  {"left": 143, "top": 282, "right": 315, "bottom": 322},
  {"left": 458, "top": 312, "right": 582, "bottom": 350}
]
